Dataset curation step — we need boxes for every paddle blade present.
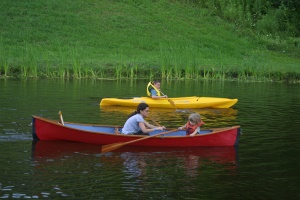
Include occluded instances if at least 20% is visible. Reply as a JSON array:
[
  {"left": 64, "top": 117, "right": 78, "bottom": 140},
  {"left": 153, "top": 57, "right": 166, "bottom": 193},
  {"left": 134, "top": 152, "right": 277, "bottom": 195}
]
[
  {"left": 167, "top": 99, "right": 179, "bottom": 111},
  {"left": 58, "top": 111, "right": 64, "bottom": 125},
  {"left": 101, "top": 142, "right": 125, "bottom": 153}
]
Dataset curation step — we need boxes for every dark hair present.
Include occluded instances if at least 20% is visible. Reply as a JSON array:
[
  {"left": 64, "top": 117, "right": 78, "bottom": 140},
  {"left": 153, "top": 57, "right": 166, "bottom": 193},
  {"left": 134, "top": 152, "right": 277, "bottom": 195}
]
[
  {"left": 128, "top": 103, "right": 149, "bottom": 118},
  {"left": 153, "top": 80, "right": 160, "bottom": 85}
]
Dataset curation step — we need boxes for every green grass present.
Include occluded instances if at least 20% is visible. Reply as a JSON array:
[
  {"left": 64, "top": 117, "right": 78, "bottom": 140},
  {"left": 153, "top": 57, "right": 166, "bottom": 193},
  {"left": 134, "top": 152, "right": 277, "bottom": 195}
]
[{"left": 0, "top": 0, "right": 299, "bottom": 82}]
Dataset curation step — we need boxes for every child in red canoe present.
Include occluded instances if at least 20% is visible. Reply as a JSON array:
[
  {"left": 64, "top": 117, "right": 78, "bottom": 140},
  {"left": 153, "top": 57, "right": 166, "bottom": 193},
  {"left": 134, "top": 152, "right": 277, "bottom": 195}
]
[{"left": 178, "top": 113, "right": 205, "bottom": 136}]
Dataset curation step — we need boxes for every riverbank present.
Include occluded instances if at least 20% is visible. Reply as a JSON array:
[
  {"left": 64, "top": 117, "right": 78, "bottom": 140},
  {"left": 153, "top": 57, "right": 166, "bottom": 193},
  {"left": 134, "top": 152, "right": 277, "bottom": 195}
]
[{"left": 0, "top": 0, "right": 299, "bottom": 82}]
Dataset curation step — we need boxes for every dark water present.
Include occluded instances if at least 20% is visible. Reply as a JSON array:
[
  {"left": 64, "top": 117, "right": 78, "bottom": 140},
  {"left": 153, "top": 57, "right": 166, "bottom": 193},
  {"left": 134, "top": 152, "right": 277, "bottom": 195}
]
[{"left": 0, "top": 79, "right": 299, "bottom": 199}]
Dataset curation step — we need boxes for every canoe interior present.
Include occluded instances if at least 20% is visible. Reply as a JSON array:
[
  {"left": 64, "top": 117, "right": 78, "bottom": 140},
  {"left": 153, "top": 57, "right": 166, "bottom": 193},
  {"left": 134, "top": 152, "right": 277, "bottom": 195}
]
[{"left": 65, "top": 123, "right": 212, "bottom": 136}]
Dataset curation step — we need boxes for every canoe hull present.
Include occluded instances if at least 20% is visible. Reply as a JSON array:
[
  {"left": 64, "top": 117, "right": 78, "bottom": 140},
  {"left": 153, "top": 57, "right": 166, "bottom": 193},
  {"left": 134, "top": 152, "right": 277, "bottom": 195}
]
[
  {"left": 32, "top": 116, "right": 240, "bottom": 147},
  {"left": 100, "top": 96, "right": 238, "bottom": 109}
]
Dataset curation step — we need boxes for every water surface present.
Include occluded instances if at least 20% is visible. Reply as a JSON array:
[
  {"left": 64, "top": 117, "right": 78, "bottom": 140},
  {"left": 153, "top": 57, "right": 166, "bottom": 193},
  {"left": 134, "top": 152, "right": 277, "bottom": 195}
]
[{"left": 0, "top": 79, "right": 299, "bottom": 199}]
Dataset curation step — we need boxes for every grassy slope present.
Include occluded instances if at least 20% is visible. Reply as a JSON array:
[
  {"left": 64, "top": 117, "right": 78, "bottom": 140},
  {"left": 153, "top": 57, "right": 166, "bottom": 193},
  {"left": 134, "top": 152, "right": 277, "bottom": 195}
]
[{"left": 0, "top": 0, "right": 299, "bottom": 79}]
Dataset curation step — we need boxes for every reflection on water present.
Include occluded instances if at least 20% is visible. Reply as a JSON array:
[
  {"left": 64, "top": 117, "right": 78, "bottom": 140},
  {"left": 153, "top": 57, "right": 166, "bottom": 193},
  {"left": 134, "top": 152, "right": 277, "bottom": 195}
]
[
  {"left": 100, "top": 106, "right": 238, "bottom": 128},
  {"left": 27, "top": 141, "right": 239, "bottom": 198},
  {"left": 1, "top": 79, "right": 300, "bottom": 199},
  {"left": 32, "top": 140, "right": 238, "bottom": 165}
]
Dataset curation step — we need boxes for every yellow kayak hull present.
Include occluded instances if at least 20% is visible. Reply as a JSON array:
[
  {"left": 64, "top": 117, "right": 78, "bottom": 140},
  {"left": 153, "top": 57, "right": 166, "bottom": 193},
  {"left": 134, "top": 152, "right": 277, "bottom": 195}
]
[{"left": 100, "top": 96, "right": 238, "bottom": 109}]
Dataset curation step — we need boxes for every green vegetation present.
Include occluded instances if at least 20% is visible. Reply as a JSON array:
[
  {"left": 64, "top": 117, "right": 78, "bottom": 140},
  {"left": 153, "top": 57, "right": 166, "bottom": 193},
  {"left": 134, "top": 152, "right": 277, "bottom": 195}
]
[{"left": 0, "top": 0, "right": 299, "bottom": 82}]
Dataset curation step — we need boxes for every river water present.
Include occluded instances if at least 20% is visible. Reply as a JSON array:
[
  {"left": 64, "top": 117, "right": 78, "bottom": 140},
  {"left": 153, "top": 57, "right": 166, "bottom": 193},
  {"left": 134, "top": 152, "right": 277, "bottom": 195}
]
[{"left": 0, "top": 79, "right": 299, "bottom": 199}]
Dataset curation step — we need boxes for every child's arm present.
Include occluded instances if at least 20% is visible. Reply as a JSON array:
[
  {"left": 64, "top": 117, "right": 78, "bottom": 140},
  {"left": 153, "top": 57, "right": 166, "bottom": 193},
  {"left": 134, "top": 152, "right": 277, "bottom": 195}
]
[
  {"left": 190, "top": 127, "right": 200, "bottom": 136},
  {"left": 178, "top": 124, "right": 186, "bottom": 130}
]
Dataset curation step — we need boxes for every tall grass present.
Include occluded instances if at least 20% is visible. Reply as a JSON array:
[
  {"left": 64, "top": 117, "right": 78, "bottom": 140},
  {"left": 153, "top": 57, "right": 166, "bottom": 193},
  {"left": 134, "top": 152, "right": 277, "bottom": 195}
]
[
  {"left": 21, "top": 43, "right": 38, "bottom": 78},
  {"left": 0, "top": 0, "right": 299, "bottom": 82},
  {"left": 0, "top": 40, "right": 298, "bottom": 82},
  {"left": 0, "top": 44, "right": 10, "bottom": 77}
]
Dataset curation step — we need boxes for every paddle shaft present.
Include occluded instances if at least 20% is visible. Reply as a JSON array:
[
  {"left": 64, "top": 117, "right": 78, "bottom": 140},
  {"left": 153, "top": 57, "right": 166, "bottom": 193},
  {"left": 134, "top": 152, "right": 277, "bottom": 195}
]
[
  {"left": 149, "top": 116, "right": 162, "bottom": 127},
  {"left": 101, "top": 129, "right": 177, "bottom": 153},
  {"left": 122, "top": 129, "right": 176, "bottom": 145}
]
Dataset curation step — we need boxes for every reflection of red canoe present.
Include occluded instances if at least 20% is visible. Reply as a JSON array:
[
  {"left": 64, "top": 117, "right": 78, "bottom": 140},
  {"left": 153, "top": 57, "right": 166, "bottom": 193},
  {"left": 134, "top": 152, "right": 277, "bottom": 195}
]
[
  {"left": 32, "top": 140, "right": 238, "bottom": 166},
  {"left": 32, "top": 115, "right": 241, "bottom": 147}
]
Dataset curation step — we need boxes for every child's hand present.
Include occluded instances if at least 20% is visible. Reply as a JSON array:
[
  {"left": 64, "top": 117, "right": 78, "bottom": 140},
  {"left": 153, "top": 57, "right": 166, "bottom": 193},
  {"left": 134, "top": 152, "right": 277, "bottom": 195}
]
[
  {"left": 190, "top": 133, "right": 197, "bottom": 137},
  {"left": 178, "top": 127, "right": 183, "bottom": 130}
]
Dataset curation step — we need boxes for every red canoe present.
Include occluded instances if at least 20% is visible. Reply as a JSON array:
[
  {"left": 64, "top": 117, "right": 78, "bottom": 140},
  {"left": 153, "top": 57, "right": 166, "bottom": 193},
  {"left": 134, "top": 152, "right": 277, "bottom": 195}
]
[{"left": 32, "top": 115, "right": 241, "bottom": 147}]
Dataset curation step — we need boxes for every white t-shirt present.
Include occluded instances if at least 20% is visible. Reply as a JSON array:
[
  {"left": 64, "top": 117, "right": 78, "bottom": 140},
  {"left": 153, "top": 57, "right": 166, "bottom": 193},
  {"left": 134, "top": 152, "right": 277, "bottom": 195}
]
[{"left": 122, "top": 114, "right": 145, "bottom": 134}]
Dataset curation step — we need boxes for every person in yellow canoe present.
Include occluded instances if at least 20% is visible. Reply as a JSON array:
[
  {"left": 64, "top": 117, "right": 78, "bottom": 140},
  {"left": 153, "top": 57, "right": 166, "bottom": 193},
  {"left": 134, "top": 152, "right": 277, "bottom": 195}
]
[
  {"left": 178, "top": 113, "right": 205, "bottom": 136},
  {"left": 121, "top": 103, "right": 166, "bottom": 135},
  {"left": 147, "top": 81, "right": 168, "bottom": 99}
]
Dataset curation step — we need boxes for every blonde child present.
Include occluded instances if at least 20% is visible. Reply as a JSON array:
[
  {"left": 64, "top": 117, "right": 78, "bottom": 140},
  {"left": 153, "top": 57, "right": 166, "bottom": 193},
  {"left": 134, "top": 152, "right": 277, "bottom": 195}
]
[{"left": 178, "top": 113, "right": 204, "bottom": 136}]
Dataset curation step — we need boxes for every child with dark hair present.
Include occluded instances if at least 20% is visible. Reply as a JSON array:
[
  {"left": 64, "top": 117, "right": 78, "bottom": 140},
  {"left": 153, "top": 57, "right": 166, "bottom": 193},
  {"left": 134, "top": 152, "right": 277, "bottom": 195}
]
[{"left": 147, "top": 80, "right": 168, "bottom": 99}]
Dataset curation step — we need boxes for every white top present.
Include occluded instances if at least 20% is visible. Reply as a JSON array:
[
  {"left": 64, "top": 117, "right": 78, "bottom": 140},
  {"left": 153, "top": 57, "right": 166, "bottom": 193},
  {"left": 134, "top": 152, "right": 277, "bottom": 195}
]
[{"left": 122, "top": 114, "right": 145, "bottom": 134}]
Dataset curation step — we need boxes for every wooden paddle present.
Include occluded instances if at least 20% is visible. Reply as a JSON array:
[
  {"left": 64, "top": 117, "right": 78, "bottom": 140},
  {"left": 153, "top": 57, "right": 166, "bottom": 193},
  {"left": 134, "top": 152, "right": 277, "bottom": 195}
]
[
  {"left": 167, "top": 98, "right": 179, "bottom": 111},
  {"left": 101, "top": 129, "right": 177, "bottom": 153},
  {"left": 149, "top": 116, "right": 162, "bottom": 127},
  {"left": 58, "top": 111, "right": 64, "bottom": 125},
  {"left": 160, "top": 91, "right": 179, "bottom": 111}
]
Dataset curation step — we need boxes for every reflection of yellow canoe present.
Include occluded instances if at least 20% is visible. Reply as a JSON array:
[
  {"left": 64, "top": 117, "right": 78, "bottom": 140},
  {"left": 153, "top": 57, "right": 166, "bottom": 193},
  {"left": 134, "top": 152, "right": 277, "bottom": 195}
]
[
  {"left": 100, "top": 106, "right": 238, "bottom": 128},
  {"left": 100, "top": 96, "right": 238, "bottom": 109}
]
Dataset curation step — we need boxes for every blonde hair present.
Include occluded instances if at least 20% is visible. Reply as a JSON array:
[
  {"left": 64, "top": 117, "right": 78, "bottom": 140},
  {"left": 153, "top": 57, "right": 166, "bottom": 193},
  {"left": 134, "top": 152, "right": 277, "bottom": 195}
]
[{"left": 188, "top": 113, "right": 201, "bottom": 123}]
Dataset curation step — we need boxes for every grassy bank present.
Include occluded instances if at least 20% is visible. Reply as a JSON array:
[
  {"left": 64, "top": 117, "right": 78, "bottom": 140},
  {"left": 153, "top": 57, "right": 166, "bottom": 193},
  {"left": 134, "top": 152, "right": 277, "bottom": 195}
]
[{"left": 0, "top": 0, "right": 299, "bottom": 82}]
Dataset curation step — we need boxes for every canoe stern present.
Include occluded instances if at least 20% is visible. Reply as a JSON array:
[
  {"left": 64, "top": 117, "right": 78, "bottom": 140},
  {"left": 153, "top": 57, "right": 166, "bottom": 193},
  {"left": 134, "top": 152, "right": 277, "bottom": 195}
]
[
  {"left": 32, "top": 117, "right": 39, "bottom": 140},
  {"left": 234, "top": 127, "right": 241, "bottom": 147}
]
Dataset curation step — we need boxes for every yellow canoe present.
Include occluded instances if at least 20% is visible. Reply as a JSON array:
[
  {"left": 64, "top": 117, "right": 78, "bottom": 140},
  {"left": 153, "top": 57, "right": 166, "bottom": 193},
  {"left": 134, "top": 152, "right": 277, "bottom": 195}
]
[{"left": 100, "top": 96, "right": 238, "bottom": 109}]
